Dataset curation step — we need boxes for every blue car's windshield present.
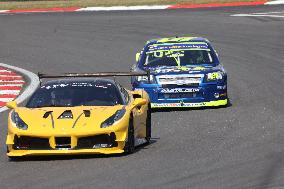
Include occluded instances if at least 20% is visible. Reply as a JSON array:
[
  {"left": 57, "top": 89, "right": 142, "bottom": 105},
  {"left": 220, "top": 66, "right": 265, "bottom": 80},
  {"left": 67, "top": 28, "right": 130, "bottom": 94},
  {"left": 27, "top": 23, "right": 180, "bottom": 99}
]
[{"left": 143, "top": 43, "right": 215, "bottom": 67}]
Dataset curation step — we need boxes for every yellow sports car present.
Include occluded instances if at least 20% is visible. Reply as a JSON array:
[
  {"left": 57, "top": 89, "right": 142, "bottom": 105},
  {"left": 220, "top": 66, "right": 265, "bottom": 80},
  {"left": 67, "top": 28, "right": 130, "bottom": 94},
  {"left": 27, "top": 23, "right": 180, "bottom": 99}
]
[{"left": 6, "top": 72, "right": 151, "bottom": 158}]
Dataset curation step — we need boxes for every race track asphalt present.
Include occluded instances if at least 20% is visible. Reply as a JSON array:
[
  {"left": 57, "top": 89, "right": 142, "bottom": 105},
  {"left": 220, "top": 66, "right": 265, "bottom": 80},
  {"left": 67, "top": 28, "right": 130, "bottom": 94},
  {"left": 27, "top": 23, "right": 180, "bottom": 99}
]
[{"left": 0, "top": 5, "right": 283, "bottom": 189}]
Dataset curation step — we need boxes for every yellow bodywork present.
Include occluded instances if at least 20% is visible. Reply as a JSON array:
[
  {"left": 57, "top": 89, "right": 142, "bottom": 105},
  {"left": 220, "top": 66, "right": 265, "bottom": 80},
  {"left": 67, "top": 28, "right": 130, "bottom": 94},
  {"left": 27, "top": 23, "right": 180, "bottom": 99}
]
[{"left": 6, "top": 90, "right": 150, "bottom": 157}]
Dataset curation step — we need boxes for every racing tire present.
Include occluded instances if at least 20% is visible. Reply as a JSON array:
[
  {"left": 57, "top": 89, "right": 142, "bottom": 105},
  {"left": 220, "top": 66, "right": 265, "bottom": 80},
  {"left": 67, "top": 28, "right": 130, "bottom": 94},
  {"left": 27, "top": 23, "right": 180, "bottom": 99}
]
[
  {"left": 124, "top": 117, "right": 135, "bottom": 154},
  {"left": 145, "top": 104, "right": 151, "bottom": 144}
]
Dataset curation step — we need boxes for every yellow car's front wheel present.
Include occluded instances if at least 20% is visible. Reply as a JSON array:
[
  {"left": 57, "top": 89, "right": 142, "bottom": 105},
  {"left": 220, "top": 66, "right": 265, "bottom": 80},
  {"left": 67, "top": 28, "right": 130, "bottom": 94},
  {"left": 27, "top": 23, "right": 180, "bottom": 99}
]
[
  {"left": 145, "top": 104, "right": 151, "bottom": 144},
  {"left": 123, "top": 117, "right": 135, "bottom": 154},
  {"left": 7, "top": 146, "right": 18, "bottom": 161}
]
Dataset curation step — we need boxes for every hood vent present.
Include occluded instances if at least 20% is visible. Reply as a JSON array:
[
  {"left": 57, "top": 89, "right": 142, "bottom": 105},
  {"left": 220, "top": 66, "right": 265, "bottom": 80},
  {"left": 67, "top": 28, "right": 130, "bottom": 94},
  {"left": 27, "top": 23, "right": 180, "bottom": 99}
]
[
  {"left": 43, "top": 111, "right": 53, "bottom": 118},
  {"left": 83, "top": 110, "right": 91, "bottom": 117},
  {"left": 58, "top": 110, "right": 73, "bottom": 119}
]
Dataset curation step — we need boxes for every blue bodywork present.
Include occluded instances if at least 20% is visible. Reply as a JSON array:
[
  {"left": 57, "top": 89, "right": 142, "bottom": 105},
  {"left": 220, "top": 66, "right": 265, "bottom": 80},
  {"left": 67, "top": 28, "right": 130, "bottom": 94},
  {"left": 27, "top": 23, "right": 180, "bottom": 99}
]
[{"left": 131, "top": 37, "right": 228, "bottom": 108}]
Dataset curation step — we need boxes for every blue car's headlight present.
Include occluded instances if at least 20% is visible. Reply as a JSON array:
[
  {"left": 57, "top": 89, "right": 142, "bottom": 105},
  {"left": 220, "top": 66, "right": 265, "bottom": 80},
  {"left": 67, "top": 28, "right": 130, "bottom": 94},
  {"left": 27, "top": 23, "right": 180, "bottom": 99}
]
[
  {"left": 100, "top": 109, "right": 126, "bottom": 128},
  {"left": 205, "top": 71, "right": 224, "bottom": 82},
  {"left": 11, "top": 111, "right": 28, "bottom": 130},
  {"left": 136, "top": 75, "right": 155, "bottom": 83}
]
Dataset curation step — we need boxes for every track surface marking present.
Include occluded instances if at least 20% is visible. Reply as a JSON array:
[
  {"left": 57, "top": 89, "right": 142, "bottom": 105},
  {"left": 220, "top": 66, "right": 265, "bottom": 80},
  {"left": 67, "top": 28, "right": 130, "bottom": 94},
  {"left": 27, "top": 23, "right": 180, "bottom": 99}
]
[{"left": 0, "top": 67, "right": 24, "bottom": 108}]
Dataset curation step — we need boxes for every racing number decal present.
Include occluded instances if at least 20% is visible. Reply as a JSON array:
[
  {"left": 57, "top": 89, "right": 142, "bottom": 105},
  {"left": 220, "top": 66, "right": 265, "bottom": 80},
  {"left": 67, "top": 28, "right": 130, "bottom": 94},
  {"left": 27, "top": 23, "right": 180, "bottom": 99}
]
[
  {"left": 153, "top": 50, "right": 184, "bottom": 58},
  {"left": 210, "top": 73, "right": 219, "bottom": 80},
  {"left": 207, "top": 72, "right": 222, "bottom": 80},
  {"left": 154, "top": 51, "right": 163, "bottom": 58}
]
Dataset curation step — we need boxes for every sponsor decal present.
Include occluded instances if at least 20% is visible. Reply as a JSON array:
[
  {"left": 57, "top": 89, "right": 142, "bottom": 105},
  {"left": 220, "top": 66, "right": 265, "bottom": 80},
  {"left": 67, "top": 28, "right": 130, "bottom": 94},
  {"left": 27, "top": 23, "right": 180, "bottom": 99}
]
[
  {"left": 151, "top": 99, "right": 228, "bottom": 108},
  {"left": 152, "top": 102, "right": 206, "bottom": 107},
  {"left": 192, "top": 67, "right": 206, "bottom": 71},
  {"left": 217, "top": 85, "right": 227, "bottom": 90},
  {"left": 160, "top": 88, "right": 200, "bottom": 93},
  {"left": 148, "top": 43, "right": 210, "bottom": 52},
  {"left": 152, "top": 67, "right": 184, "bottom": 74},
  {"left": 41, "top": 82, "right": 109, "bottom": 89},
  {"left": 152, "top": 66, "right": 207, "bottom": 74}
]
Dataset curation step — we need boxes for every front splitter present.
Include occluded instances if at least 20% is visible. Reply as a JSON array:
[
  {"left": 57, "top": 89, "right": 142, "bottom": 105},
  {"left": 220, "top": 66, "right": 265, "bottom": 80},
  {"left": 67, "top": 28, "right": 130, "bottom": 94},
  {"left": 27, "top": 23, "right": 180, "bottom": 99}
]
[{"left": 151, "top": 99, "right": 228, "bottom": 108}]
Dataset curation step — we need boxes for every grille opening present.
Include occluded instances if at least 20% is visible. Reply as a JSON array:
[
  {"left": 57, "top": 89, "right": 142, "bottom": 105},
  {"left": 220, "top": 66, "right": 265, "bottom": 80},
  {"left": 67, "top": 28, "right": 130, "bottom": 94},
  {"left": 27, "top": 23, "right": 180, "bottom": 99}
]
[
  {"left": 159, "top": 92, "right": 201, "bottom": 99},
  {"left": 158, "top": 76, "right": 201, "bottom": 85},
  {"left": 162, "top": 84, "right": 199, "bottom": 88},
  {"left": 13, "top": 136, "right": 50, "bottom": 150},
  {"left": 77, "top": 133, "right": 117, "bottom": 149},
  {"left": 55, "top": 137, "right": 71, "bottom": 148}
]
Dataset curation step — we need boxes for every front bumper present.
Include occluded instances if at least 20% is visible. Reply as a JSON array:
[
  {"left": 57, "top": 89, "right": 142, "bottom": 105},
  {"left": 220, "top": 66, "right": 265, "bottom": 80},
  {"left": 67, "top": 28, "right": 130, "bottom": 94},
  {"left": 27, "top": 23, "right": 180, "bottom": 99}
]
[
  {"left": 134, "top": 82, "right": 228, "bottom": 108},
  {"left": 6, "top": 130, "right": 128, "bottom": 157},
  {"left": 151, "top": 99, "right": 227, "bottom": 108},
  {"left": 7, "top": 146, "right": 125, "bottom": 157}
]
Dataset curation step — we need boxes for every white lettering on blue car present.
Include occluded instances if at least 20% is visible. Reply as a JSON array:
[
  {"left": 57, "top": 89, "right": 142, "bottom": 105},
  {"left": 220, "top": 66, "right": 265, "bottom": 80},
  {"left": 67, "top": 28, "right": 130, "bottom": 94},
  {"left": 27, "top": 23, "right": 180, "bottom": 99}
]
[{"left": 160, "top": 88, "right": 200, "bottom": 93}]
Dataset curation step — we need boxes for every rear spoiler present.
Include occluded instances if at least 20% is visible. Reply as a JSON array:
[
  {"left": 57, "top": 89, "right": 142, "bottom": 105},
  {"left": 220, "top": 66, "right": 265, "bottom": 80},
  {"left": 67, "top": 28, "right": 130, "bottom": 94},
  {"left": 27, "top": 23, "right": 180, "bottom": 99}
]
[{"left": 38, "top": 71, "right": 150, "bottom": 85}]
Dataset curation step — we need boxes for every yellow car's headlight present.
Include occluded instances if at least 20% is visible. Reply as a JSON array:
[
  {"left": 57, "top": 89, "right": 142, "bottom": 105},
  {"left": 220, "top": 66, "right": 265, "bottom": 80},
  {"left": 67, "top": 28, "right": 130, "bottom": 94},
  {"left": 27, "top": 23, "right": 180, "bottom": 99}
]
[
  {"left": 100, "top": 109, "right": 126, "bottom": 128},
  {"left": 11, "top": 111, "right": 28, "bottom": 130}
]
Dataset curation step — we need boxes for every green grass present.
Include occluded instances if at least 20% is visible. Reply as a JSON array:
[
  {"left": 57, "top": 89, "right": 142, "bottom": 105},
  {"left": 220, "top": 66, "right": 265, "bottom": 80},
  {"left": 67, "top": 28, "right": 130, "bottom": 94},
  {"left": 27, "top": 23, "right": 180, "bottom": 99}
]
[{"left": 0, "top": 0, "right": 266, "bottom": 10}]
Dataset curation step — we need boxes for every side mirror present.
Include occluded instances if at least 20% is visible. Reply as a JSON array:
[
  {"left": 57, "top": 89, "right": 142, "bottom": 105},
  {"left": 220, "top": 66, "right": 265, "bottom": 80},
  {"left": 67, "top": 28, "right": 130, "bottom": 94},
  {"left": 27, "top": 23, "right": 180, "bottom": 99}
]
[
  {"left": 133, "top": 98, "right": 147, "bottom": 107},
  {"left": 131, "top": 90, "right": 143, "bottom": 98},
  {"left": 135, "top": 52, "right": 140, "bottom": 62},
  {"left": 6, "top": 101, "right": 17, "bottom": 109}
]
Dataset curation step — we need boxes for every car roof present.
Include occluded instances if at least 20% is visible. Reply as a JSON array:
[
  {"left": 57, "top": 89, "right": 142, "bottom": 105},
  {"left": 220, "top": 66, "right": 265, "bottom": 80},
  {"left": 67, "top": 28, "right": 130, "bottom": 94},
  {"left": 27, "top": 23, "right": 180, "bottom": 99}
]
[
  {"left": 146, "top": 36, "right": 210, "bottom": 45},
  {"left": 41, "top": 78, "right": 117, "bottom": 87}
]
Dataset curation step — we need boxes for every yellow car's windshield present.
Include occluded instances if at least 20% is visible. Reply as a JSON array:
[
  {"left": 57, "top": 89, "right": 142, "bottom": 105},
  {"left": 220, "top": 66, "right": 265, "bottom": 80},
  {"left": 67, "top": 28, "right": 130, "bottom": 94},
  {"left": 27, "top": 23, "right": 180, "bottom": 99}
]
[{"left": 26, "top": 81, "right": 123, "bottom": 108}]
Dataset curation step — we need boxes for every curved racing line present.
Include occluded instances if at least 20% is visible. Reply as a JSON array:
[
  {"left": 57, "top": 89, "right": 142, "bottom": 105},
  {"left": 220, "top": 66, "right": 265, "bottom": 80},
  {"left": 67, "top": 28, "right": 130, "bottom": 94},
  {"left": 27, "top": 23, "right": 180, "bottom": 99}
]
[{"left": 0, "top": 63, "right": 39, "bottom": 113}]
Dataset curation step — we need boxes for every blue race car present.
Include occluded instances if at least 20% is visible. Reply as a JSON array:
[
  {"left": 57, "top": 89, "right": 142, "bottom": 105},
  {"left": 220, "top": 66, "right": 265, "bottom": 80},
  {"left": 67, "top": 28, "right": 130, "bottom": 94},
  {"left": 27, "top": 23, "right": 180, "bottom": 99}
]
[{"left": 131, "top": 37, "right": 228, "bottom": 108}]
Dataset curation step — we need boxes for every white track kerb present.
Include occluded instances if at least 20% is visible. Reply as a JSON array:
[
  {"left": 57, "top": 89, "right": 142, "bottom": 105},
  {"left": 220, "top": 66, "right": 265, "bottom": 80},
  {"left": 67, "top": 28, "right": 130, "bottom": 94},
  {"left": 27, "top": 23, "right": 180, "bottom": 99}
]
[
  {"left": 0, "top": 1, "right": 283, "bottom": 14},
  {"left": 265, "top": 0, "right": 284, "bottom": 4},
  {"left": 77, "top": 5, "right": 169, "bottom": 11},
  {"left": 0, "top": 63, "right": 39, "bottom": 113}
]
